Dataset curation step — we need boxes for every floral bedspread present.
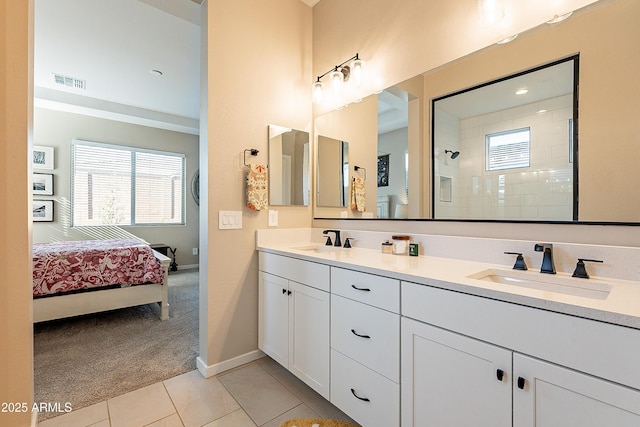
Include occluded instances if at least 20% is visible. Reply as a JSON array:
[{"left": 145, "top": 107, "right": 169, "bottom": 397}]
[{"left": 33, "top": 238, "right": 165, "bottom": 297}]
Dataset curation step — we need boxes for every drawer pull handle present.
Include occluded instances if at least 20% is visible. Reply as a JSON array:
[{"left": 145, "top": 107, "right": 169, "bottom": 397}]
[
  {"left": 517, "top": 377, "right": 526, "bottom": 390},
  {"left": 350, "top": 388, "right": 370, "bottom": 402},
  {"left": 351, "top": 284, "right": 371, "bottom": 292},
  {"left": 351, "top": 329, "right": 371, "bottom": 339},
  {"left": 496, "top": 369, "right": 504, "bottom": 381}
]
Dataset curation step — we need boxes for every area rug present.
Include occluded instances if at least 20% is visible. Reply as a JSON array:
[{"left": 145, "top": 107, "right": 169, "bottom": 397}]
[
  {"left": 280, "top": 419, "right": 359, "bottom": 427},
  {"left": 33, "top": 269, "right": 199, "bottom": 419}
]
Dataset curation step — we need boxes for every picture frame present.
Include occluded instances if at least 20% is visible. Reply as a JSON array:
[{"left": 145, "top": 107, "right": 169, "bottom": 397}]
[
  {"left": 33, "top": 200, "right": 54, "bottom": 222},
  {"left": 377, "top": 154, "right": 390, "bottom": 187},
  {"left": 33, "top": 173, "right": 54, "bottom": 196},
  {"left": 33, "top": 145, "right": 55, "bottom": 170}
]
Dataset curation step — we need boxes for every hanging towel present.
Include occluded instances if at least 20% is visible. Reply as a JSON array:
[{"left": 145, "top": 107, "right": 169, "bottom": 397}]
[
  {"left": 247, "top": 164, "right": 268, "bottom": 211},
  {"left": 350, "top": 176, "right": 366, "bottom": 212}
]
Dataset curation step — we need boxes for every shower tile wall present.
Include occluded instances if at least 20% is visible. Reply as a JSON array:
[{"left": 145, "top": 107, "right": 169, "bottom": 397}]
[{"left": 438, "top": 94, "right": 573, "bottom": 220}]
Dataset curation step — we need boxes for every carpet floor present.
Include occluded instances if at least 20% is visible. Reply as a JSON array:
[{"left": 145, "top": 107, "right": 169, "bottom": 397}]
[{"left": 33, "top": 269, "right": 199, "bottom": 417}]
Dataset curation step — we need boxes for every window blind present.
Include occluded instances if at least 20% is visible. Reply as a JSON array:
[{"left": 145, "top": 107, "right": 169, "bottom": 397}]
[{"left": 71, "top": 140, "right": 185, "bottom": 226}]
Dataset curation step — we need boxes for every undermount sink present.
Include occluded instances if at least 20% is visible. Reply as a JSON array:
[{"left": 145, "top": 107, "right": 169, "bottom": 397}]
[
  {"left": 289, "top": 243, "right": 345, "bottom": 253},
  {"left": 467, "top": 268, "right": 612, "bottom": 300}
]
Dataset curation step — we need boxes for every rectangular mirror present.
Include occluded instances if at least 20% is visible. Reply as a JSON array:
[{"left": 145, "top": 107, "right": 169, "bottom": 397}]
[
  {"left": 312, "top": 0, "right": 640, "bottom": 223},
  {"left": 433, "top": 56, "right": 577, "bottom": 221},
  {"left": 317, "top": 135, "right": 349, "bottom": 207},
  {"left": 268, "top": 125, "right": 310, "bottom": 206}
]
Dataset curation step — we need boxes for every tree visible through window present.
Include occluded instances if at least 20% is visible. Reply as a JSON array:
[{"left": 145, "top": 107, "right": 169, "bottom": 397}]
[{"left": 71, "top": 140, "right": 185, "bottom": 226}]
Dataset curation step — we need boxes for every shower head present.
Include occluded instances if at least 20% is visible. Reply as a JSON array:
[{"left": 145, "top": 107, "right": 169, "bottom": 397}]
[{"left": 445, "top": 149, "right": 460, "bottom": 160}]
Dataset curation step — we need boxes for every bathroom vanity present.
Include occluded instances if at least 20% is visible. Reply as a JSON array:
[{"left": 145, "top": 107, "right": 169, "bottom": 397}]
[{"left": 257, "top": 229, "right": 640, "bottom": 427}]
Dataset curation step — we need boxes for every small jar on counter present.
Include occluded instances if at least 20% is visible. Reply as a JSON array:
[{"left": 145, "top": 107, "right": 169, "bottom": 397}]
[
  {"left": 381, "top": 240, "right": 393, "bottom": 254},
  {"left": 392, "top": 235, "right": 411, "bottom": 255}
]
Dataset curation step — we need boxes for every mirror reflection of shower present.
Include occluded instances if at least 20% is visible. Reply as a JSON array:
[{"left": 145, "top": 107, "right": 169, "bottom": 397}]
[{"left": 445, "top": 149, "right": 460, "bottom": 159}]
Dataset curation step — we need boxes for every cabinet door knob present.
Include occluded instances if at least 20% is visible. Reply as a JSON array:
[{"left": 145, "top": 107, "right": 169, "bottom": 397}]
[
  {"left": 496, "top": 369, "right": 504, "bottom": 381},
  {"left": 351, "top": 329, "right": 371, "bottom": 339},
  {"left": 517, "top": 376, "right": 526, "bottom": 390},
  {"left": 287, "top": 290, "right": 292, "bottom": 295},
  {"left": 351, "top": 284, "right": 371, "bottom": 292},
  {"left": 350, "top": 388, "right": 370, "bottom": 402},
  {"left": 282, "top": 288, "right": 287, "bottom": 294}
]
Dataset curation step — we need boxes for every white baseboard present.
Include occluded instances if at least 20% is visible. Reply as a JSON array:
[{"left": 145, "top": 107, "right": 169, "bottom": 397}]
[{"left": 196, "top": 349, "right": 265, "bottom": 378}]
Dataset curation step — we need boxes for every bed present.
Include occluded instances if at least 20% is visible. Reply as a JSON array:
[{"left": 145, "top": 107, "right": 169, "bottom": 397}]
[{"left": 32, "top": 238, "right": 170, "bottom": 322}]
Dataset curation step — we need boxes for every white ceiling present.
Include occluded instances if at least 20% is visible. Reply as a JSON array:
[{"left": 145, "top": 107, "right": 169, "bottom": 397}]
[{"left": 34, "top": 0, "right": 202, "bottom": 134}]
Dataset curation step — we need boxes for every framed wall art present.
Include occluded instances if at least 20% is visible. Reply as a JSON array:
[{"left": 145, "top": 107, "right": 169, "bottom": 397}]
[
  {"left": 33, "top": 173, "right": 54, "bottom": 196},
  {"left": 33, "top": 200, "right": 54, "bottom": 222},
  {"left": 33, "top": 145, "right": 55, "bottom": 170},
  {"left": 377, "top": 154, "right": 389, "bottom": 187}
]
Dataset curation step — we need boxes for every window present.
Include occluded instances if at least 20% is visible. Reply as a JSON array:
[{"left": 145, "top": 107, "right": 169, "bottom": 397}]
[
  {"left": 72, "top": 140, "right": 185, "bottom": 226},
  {"left": 485, "top": 128, "right": 530, "bottom": 171}
]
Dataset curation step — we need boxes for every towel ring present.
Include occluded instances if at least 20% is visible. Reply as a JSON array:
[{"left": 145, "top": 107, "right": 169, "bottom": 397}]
[
  {"left": 354, "top": 165, "right": 366, "bottom": 180},
  {"left": 243, "top": 148, "right": 259, "bottom": 166}
]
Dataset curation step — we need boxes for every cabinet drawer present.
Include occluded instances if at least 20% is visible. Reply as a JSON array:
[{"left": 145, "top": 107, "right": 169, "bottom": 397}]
[
  {"left": 330, "top": 349, "right": 399, "bottom": 427},
  {"left": 331, "top": 295, "right": 399, "bottom": 382},
  {"left": 259, "top": 252, "right": 330, "bottom": 292},
  {"left": 331, "top": 267, "right": 399, "bottom": 312}
]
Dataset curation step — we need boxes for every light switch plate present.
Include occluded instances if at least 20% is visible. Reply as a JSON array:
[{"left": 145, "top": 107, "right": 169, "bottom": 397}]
[
  {"left": 219, "top": 211, "right": 242, "bottom": 229},
  {"left": 268, "top": 210, "right": 278, "bottom": 227}
]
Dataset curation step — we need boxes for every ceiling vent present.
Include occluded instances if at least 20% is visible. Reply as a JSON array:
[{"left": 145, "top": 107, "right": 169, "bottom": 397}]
[{"left": 52, "top": 73, "right": 86, "bottom": 90}]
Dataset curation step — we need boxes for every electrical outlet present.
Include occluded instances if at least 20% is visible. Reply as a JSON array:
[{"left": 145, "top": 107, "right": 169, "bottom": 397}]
[
  {"left": 268, "top": 210, "right": 278, "bottom": 227},
  {"left": 192, "top": 248, "right": 198, "bottom": 255}
]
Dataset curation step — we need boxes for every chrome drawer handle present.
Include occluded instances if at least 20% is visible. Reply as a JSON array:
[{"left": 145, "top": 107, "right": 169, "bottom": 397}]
[
  {"left": 351, "top": 284, "right": 371, "bottom": 292},
  {"left": 351, "top": 329, "right": 371, "bottom": 339},
  {"left": 350, "top": 388, "right": 370, "bottom": 402}
]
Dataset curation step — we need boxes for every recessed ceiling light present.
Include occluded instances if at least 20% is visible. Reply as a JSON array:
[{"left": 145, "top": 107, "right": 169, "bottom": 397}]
[
  {"left": 496, "top": 34, "right": 518, "bottom": 44},
  {"left": 150, "top": 69, "right": 163, "bottom": 76},
  {"left": 546, "top": 11, "right": 573, "bottom": 24},
  {"left": 537, "top": 109, "right": 548, "bottom": 115},
  {"left": 515, "top": 88, "right": 529, "bottom": 95}
]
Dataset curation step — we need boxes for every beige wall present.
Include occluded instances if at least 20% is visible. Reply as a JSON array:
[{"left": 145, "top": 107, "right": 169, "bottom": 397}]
[
  {"left": 0, "top": 1, "right": 34, "bottom": 426},
  {"left": 32, "top": 108, "right": 200, "bottom": 267},
  {"left": 201, "top": 0, "right": 312, "bottom": 368}
]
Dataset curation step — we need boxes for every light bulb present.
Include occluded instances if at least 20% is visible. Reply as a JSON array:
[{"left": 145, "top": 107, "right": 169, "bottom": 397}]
[
  {"left": 330, "top": 68, "right": 344, "bottom": 91},
  {"left": 312, "top": 80, "right": 324, "bottom": 104},
  {"left": 350, "top": 57, "right": 365, "bottom": 87},
  {"left": 478, "top": 0, "right": 504, "bottom": 25}
]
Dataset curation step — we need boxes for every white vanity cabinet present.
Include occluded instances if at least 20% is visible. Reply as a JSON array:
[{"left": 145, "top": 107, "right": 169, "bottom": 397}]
[
  {"left": 401, "top": 282, "right": 640, "bottom": 427},
  {"left": 329, "top": 268, "right": 400, "bottom": 427},
  {"left": 258, "top": 252, "right": 330, "bottom": 399},
  {"left": 401, "top": 318, "right": 512, "bottom": 427}
]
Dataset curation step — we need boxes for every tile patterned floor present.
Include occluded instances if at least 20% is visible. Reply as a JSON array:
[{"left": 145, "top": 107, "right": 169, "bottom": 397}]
[{"left": 39, "top": 357, "right": 358, "bottom": 427}]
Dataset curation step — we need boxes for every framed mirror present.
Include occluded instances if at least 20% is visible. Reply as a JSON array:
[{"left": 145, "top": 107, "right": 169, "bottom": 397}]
[
  {"left": 268, "top": 125, "right": 310, "bottom": 206},
  {"left": 432, "top": 56, "right": 578, "bottom": 221},
  {"left": 312, "top": 0, "right": 640, "bottom": 223}
]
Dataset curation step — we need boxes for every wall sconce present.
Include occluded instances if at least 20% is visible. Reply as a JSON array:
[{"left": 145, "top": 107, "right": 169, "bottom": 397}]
[
  {"left": 478, "top": 0, "right": 504, "bottom": 25},
  {"left": 312, "top": 53, "right": 365, "bottom": 105}
]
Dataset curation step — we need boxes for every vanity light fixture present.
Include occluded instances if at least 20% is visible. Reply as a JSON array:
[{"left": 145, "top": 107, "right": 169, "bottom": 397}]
[
  {"left": 546, "top": 11, "right": 573, "bottom": 24},
  {"left": 478, "top": 0, "right": 505, "bottom": 25},
  {"left": 312, "top": 53, "right": 365, "bottom": 104}
]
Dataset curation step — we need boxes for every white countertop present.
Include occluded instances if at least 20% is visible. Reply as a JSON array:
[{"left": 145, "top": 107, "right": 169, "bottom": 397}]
[{"left": 257, "top": 242, "right": 640, "bottom": 330}]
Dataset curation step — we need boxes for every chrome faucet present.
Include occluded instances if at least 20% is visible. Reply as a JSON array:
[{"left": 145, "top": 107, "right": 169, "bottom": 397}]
[
  {"left": 534, "top": 243, "right": 556, "bottom": 274},
  {"left": 322, "top": 230, "right": 342, "bottom": 247}
]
